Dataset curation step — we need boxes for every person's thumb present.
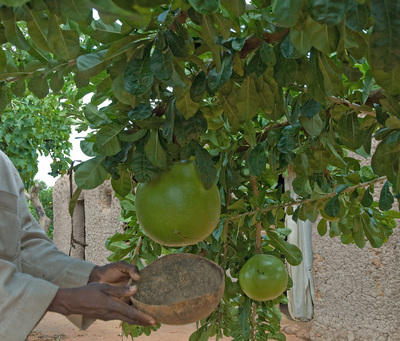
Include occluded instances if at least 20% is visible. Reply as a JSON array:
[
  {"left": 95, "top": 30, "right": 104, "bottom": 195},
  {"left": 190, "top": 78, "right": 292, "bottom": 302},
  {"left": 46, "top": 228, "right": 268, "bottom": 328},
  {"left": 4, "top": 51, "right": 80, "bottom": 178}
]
[{"left": 103, "top": 284, "right": 138, "bottom": 298}]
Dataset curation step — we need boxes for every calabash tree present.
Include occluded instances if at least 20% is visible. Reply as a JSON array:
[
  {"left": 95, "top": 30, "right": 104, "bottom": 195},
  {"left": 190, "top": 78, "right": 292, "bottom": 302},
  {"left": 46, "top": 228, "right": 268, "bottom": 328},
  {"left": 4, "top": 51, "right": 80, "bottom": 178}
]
[{"left": 1, "top": 0, "right": 399, "bottom": 340}]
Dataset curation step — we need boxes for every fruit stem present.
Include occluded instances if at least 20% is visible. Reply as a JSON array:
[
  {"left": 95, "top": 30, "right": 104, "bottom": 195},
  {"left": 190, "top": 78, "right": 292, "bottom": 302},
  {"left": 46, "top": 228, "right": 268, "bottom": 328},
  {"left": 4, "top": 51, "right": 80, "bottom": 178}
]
[{"left": 250, "top": 177, "right": 262, "bottom": 255}]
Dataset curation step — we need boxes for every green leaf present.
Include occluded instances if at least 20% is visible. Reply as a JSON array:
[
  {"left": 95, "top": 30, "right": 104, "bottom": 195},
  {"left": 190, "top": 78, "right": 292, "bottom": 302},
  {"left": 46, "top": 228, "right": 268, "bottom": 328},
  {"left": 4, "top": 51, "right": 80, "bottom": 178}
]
[
  {"left": 130, "top": 143, "right": 159, "bottom": 183},
  {"left": 236, "top": 77, "right": 261, "bottom": 122},
  {"left": 75, "top": 156, "right": 108, "bottom": 189},
  {"left": 248, "top": 142, "right": 267, "bottom": 177},
  {"left": 199, "top": 15, "right": 222, "bottom": 72},
  {"left": 69, "top": 188, "right": 82, "bottom": 217},
  {"left": 47, "top": 14, "right": 80, "bottom": 60},
  {"left": 361, "top": 188, "right": 373, "bottom": 207},
  {"left": 272, "top": 0, "right": 302, "bottom": 27},
  {"left": 26, "top": 10, "right": 51, "bottom": 53},
  {"left": 90, "top": 20, "right": 122, "bottom": 44},
  {"left": 3, "top": 14, "right": 30, "bottom": 51},
  {"left": 259, "top": 42, "right": 276, "bottom": 66},
  {"left": 379, "top": 181, "right": 394, "bottom": 211},
  {"left": 27, "top": 73, "right": 49, "bottom": 99},
  {"left": 190, "top": 71, "right": 207, "bottom": 102},
  {"left": 267, "top": 230, "right": 303, "bottom": 266},
  {"left": 299, "top": 111, "right": 325, "bottom": 137},
  {"left": 60, "top": 0, "right": 91, "bottom": 21},
  {"left": 246, "top": 49, "right": 267, "bottom": 78},
  {"left": 371, "top": 131, "right": 400, "bottom": 184},
  {"left": 84, "top": 103, "right": 109, "bottom": 125},
  {"left": 300, "top": 100, "right": 321, "bottom": 119},
  {"left": 0, "top": 0, "right": 30, "bottom": 5},
  {"left": 77, "top": 50, "right": 108, "bottom": 79},
  {"left": 338, "top": 112, "right": 363, "bottom": 150},
  {"left": 324, "top": 195, "right": 341, "bottom": 218},
  {"left": 274, "top": 55, "right": 297, "bottom": 87},
  {"left": 96, "top": 125, "right": 123, "bottom": 156},
  {"left": 164, "top": 29, "right": 189, "bottom": 58},
  {"left": 317, "top": 218, "right": 327, "bottom": 236},
  {"left": 188, "top": 0, "right": 220, "bottom": 14},
  {"left": 305, "top": 17, "right": 339, "bottom": 54},
  {"left": 306, "top": 50, "right": 326, "bottom": 102},
  {"left": 220, "top": 91, "right": 240, "bottom": 128},
  {"left": 176, "top": 91, "right": 200, "bottom": 119},
  {"left": 290, "top": 29, "right": 312, "bottom": 55},
  {"left": 352, "top": 215, "right": 366, "bottom": 248},
  {"left": 221, "top": 0, "right": 246, "bottom": 17},
  {"left": 145, "top": 129, "right": 168, "bottom": 170},
  {"left": 124, "top": 46, "right": 154, "bottom": 95},
  {"left": 150, "top": 47, "right": 173, "bottom": 81},
  {"left": 128, "top": 103, "right": 153, "bottom": 121},
  {"left": 346, "top": 0, "right": 369, "bottom": 31},
  {"left": 238, "top": 298, "right": 251, "bottom": 339},
  {"left": 207, "top": 55, "right": 233, "bottom": 93},
  {"left": 195, "top": 145, "right": 217, "bottom": 189},
  {"left": 50, "top": 68, "right": 65, "bottom": 93},
  {"left": 361, "top": 213, "right": 383, "bottom": 248},
  {"left": 309, "top": 0, "right": 350, "bottom": 25},
  {"left": 369, "top": 0, "right": 400, "bottom": 71}
]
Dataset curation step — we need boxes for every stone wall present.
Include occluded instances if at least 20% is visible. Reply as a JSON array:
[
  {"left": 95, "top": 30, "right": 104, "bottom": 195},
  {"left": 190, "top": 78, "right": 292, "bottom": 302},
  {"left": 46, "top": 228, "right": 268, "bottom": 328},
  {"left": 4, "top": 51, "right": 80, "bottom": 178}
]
[
  {"left": 52, "top": 174, "right": 123, "bottom": 265},
  {"left": 309, "top": 145, "right": 400, "bottom": 340},
  {"left": 310, "top": 225, "right": 400, "bottom": 340}
]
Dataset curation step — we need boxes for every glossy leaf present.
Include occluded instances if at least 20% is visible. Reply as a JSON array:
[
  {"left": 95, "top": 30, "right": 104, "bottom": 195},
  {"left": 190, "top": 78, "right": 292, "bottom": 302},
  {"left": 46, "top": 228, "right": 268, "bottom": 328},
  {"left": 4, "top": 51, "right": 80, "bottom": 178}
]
[
  {"left": 47, "top": 14, "right": 80, "bottom": 60},
  {"left": 96, "top": 125, "right": 123, "bottom": 156},
  {"left": 207, "top": 55, "right": 233, "bottom": 93},
  {"left": 188, "top": 0, "right": 220, "bottom": 14},
  {"left": 379, "top": 181, "right": 394, "bottom": 211},
  {"left": 324, "top": 195, "right": 341, "bottom": 218},
  {"left": 248, "top": 142, "right": 267, "bottom": 176},
  {"left": 75, "top": 156, "right": 108, "bottom": 189},
  {"left": 77, "top": 50, "right": 107, "bottom": 79},
  {"left": 338, "top": 112, "right": 363, "bottom": 150},
  {"left": 267, "top": 230, "right": 303, "bottom": 266},
  {"left": 236, "top": 77, "right": 261, "bottom": 122},
  {"left": 195, "top": 144, "right": 217, "bottom": 189},
  {"left": 309, "top": 0, "right": 350, "bottom": 25},
  {"left": 272, "top": 0, "right": 302, "bottom": 27},
  {"left": 150, "top": 47, "right": 173, "bottom": 81},
  {"left": 124, "top": 47, "right": 154, "bottom": 95},
  {"left": 145, "top": 130, "right": 168, "bottom": 170}
]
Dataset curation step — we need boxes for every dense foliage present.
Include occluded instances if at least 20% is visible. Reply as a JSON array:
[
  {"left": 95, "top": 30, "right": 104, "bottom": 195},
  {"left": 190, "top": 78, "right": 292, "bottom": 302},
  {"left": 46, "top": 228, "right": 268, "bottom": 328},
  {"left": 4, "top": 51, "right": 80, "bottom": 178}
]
[{"left": 1, "top": 0, "right": 400, "bottom": 340}]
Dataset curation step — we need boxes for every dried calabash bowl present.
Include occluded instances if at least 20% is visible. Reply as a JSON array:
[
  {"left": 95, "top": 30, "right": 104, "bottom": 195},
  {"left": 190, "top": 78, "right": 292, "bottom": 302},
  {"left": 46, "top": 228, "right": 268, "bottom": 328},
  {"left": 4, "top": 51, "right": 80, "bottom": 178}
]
[{"left": 130, "top": 253, "right": 225, "bottom": 325}]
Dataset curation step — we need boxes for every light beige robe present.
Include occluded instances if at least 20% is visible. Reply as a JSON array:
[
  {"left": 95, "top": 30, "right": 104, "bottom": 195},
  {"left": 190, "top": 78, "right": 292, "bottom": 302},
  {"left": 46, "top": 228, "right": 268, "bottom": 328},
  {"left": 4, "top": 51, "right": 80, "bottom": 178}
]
[{"left": 0, "top": 150, "right": 96, "bottom": 340}]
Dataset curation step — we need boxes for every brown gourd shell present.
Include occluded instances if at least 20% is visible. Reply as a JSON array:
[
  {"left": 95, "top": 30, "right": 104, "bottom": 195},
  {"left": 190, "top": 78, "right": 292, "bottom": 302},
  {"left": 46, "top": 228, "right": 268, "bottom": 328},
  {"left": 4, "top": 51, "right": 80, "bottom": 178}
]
[{"left": 130, "top": 253, "right": 225, "bottom": 325}]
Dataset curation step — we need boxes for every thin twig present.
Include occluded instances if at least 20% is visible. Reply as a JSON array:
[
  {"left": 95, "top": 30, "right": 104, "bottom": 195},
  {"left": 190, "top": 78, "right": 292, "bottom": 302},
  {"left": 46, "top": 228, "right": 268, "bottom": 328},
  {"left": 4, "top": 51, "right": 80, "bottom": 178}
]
[{"left": 227, "top": 176, "right": 387, "bottom": 223}]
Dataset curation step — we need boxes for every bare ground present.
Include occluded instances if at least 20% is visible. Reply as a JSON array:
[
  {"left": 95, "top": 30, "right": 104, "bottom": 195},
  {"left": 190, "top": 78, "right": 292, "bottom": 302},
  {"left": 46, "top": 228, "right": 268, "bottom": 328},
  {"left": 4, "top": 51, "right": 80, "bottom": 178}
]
[{"left": 29, "top": 308, "right": 311, "bottom": 341}]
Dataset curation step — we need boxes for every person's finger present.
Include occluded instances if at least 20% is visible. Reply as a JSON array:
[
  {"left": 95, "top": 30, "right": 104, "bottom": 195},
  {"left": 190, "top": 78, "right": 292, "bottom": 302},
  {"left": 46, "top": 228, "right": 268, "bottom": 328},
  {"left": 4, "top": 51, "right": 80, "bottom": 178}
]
[
  {"left": 113, "top": 298, "right": 157, "bottom": 326},
  {"left": 102, "top": 284, "right": 138, "bottom": 298},
  {"left": 116, "top": 261, "right": 141, "bottom": 282}
]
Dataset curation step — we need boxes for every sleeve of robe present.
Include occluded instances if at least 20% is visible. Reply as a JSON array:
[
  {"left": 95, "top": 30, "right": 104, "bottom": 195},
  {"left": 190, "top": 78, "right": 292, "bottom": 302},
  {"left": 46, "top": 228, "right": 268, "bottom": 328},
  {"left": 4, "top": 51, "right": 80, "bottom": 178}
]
[{"left": 0, "top": 150, "right": 96, "bottom": 341}]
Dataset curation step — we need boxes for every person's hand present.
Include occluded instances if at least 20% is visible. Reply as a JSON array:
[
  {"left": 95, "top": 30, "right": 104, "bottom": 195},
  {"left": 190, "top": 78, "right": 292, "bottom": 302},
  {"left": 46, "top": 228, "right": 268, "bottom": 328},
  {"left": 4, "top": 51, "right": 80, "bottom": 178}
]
[
  {"left": 48, "top": 283, "right": 156, "bottom": 326},
  {"left": 88, "top": 261, "right": 141, "bottom": 287}
]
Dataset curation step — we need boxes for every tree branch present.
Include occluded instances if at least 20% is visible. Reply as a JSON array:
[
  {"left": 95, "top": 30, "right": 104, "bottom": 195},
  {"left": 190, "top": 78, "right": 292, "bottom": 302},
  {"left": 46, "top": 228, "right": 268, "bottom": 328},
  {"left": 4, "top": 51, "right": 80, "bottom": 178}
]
[
  {"left": 227, "top": 176, "right": 388, "bottom": 223},
  {"left": 28, "top": 183, "right": 52, "bottom": 233}
]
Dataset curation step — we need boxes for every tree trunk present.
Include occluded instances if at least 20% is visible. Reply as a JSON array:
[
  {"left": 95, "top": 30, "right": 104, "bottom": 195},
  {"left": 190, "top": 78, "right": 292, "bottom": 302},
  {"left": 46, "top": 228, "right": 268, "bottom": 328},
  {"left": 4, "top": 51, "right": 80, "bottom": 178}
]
[{"left": 28, "top": 183, "right": 52, "bottom": 233}]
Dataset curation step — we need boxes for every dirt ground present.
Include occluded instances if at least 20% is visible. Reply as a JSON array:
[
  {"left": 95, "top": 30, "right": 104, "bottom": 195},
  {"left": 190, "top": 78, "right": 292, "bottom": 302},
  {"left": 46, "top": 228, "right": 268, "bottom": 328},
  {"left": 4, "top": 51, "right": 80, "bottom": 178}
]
[{"left": 29, "top": 307, "right": 311, "bottom": 341}]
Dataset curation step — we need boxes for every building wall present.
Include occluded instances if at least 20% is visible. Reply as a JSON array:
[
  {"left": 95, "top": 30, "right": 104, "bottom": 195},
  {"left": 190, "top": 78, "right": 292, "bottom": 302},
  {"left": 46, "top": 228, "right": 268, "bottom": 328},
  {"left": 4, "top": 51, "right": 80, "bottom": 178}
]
[
  {"left": 310, "top": 226, "right": 400, "bottom": 341},
  {"left": 52, "top": 174, "right": 123, "bottom": 265},
  {"left": 310, "top": 144, "right": 400, "bottom": 340}
]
